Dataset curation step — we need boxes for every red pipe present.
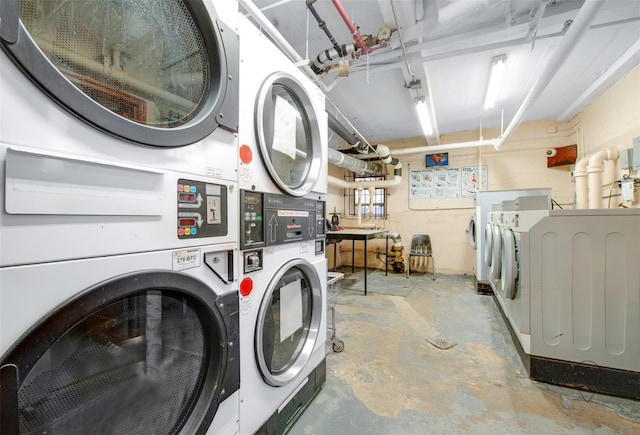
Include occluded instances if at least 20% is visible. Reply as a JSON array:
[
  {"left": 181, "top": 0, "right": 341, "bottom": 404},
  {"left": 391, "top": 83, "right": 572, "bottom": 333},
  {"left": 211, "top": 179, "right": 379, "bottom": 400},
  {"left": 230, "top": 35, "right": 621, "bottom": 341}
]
[{"left": 331, "top": 0, "right": 371, "bottom": 54}]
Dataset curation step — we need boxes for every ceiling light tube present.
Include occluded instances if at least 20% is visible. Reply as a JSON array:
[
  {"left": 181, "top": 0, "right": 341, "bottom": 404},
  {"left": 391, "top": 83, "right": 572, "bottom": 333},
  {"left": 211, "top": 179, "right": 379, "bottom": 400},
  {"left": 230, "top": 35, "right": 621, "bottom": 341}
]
[
  {"left": 415, "top": 97, "right": 433, "bottom": 136},
  {"left": 484, "top": 54, "right": 507, "bottom": 110}
]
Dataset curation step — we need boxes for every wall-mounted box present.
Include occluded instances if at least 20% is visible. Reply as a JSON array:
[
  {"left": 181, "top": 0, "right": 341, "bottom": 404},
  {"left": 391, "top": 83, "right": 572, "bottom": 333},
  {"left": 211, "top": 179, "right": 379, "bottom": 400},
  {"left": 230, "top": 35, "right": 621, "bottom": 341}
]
[
  {"left": 620, "top": 148, "right": 633, "bottom": 170},
  {"left": 633, "top": 137, "right": 640, "bottom": 171}
]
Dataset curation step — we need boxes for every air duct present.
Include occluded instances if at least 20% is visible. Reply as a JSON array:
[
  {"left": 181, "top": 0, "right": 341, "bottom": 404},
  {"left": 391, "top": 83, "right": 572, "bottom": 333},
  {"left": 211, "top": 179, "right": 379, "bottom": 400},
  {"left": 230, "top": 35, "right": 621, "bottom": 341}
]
[{"left": 328, "top": 144, "right": 402, "bottom": 189}]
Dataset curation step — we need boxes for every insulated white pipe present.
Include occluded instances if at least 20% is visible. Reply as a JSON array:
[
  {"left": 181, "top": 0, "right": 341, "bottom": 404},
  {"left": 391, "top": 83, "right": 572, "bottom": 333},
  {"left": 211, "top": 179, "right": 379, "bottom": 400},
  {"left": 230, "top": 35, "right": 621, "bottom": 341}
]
[
  {"left": 573, "top": 156, "right": 589, "bottom": 209},
  {"left": 493, "top": 0, "right": 604, "bottom": 150},
  {"left": 392, "top": 139, "right": 498, "bottom": 155},
  {"left": 587, "top": 148, "right": 619, "bottom": 209}
]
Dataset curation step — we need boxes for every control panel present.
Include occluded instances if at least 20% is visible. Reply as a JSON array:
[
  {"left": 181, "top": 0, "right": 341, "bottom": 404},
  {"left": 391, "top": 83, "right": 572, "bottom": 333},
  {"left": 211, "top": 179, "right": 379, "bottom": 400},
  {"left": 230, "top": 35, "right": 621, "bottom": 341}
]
[
  {"left": 177, "top": 179, "right": 228, "bottom": 239},
  {"left": 240, "top": 190, "right": 326, "bottom": 251}
]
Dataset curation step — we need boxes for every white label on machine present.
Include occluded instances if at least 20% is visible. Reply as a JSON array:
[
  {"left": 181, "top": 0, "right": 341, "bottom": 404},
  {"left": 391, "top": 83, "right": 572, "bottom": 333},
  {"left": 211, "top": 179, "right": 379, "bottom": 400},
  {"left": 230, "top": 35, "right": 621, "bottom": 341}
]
[
  {"left": 273, "top": 95, "right": 299, "bottom": 160},
  {"left": 172, "top": 248, "right": 201, "bottom": 271},
  {"left": 280, "top": 279, "right": 302, "bottom": 342}
]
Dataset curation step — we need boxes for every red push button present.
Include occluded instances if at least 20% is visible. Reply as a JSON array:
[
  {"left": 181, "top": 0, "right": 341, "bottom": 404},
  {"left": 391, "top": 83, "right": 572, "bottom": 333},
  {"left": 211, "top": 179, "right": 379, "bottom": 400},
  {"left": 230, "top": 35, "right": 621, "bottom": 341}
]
[
  {"left": 240, "top": 277, "right": 253, "bottom": 297},
  {"left": 239, "top": 144, "right": 253, "bottom": 164}
]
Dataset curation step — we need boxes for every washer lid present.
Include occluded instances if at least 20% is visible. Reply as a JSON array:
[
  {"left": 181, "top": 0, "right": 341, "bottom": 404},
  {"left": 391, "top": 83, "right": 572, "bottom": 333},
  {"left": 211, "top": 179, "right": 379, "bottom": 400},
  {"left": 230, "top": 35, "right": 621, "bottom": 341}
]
[
  {"left": 255, "top": 72, "right": 323, "bottom": 197},
  {"left": 0, "top": 0, "right": 238, "bottom": 146}
]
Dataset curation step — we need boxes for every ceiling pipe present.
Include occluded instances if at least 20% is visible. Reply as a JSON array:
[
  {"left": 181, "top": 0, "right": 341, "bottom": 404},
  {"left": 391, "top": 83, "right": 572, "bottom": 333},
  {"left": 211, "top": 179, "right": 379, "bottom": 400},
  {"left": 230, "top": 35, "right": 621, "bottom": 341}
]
[
  {"left": 328, "top": 144, "right": 402, "bottom": 188},
  {"left": 327, "top": 111, "right": 373, "bottom": 154},
  {"left": 307, "top": 0, "right": 343, "bottom": 57},
  {"left": 525, "top": 0, "right": 551, "bottom": 42},
  {"left": 392, "top": 139, "right": 498, "bottom": 155},
  {"left": 493, "top": 0, "right": 604, "bottom": 150},
  {"left": 331, "top": 0, "right": 371, "bottom": 54},
  {"left": 328, "top": 147, "right": 382, "bottom": 175},
  {"left": 238, "top": 0, "right": 333, "bottom": 93}
]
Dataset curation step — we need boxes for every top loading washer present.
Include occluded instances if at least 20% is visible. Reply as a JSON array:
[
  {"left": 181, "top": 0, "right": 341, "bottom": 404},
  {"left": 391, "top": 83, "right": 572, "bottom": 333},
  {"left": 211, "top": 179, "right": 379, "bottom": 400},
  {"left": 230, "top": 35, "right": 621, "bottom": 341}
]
[
  {"left": 238, "top": 15, "right": 327, "bottom": 198},
  {"left": 0, "top": 0, "right": 239, "bottom": 181}
]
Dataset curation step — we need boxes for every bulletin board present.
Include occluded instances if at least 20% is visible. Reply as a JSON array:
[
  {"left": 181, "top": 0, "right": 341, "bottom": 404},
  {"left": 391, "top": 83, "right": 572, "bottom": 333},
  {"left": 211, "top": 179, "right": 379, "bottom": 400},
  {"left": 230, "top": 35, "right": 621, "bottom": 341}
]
[{"left": 409, "top": 165, "right": 488, "bottom": 200}]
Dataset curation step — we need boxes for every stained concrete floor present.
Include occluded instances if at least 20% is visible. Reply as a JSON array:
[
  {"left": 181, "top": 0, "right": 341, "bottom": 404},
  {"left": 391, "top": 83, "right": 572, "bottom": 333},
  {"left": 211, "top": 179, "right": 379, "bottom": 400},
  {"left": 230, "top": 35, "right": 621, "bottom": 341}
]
[{"left": 289, "top": 269, "right": 640, "bottom": 435}]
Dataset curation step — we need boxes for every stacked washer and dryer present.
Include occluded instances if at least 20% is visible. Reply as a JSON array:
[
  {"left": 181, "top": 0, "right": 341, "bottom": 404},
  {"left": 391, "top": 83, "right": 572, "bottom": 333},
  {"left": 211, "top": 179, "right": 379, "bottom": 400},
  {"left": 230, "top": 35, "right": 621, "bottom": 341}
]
[
  {"left": 236, "top": 15, "right": 329, "bottom": 435},
  {"left": 1, "top": 1, "right": 241, "bottom": 433}
]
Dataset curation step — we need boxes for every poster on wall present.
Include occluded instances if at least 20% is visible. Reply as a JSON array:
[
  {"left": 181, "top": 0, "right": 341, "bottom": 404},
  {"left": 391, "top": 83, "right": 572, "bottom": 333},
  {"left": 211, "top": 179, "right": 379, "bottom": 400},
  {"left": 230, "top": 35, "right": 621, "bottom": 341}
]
[{"left": 409, "top": 165, "right": 487, "bottom": 199}]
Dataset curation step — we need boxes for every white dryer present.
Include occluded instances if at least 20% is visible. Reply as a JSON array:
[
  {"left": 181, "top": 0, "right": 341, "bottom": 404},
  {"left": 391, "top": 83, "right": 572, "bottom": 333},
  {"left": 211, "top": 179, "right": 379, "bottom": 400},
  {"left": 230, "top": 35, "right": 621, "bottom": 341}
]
[
  {"left": 238, "top": 242, "right": 327, "bottom": 435},
  {"left": 0, "top": 0, "right": 240, "bottom": 265},
  {"left": 0, "top": 0, "right": 239, "bottom": 179},
  {"left": 238, "top": 15, "right": 327, "bottom": 199},
  {"left": 238, "top": 191, "right": 327, "bottom": 434},
  {"left": 0, "top": 243, "right": 240, "bottom": 434}
]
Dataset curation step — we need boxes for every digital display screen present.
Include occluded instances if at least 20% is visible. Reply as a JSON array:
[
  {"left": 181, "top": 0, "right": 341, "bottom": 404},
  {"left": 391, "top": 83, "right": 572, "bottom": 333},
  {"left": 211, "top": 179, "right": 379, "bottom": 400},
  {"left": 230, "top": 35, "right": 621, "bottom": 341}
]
[
  {"left": 179, "top": 192, "right": 196, "bottom": 202},
  {"left": 179, "top": 218, "right": 196, "bottom": 227}
]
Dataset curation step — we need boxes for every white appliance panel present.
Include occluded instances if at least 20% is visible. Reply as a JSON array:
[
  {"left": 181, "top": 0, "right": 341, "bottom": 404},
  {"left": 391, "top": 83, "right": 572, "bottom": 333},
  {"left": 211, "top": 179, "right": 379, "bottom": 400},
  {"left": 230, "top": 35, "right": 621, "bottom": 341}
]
[
  {"left": 238, "top": 15, "right": 327, "bottom": 198},
  {"left": 530, "top": 209, "right": 640, "bottom": 372}
]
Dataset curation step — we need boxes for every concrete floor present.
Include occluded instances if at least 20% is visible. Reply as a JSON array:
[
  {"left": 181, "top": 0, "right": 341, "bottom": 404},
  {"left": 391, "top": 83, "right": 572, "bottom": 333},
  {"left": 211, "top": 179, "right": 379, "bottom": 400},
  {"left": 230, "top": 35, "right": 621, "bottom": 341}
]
[{"left": 289, "top": 270, "right": 640, "bottom": 435}]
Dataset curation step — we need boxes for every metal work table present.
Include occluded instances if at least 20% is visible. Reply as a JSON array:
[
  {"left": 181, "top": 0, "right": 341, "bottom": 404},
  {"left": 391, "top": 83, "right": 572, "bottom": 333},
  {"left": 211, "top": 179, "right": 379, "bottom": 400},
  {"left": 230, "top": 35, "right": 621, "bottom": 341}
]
[{"left": 326, "top": 229, "right": 386, "bottom": 295}]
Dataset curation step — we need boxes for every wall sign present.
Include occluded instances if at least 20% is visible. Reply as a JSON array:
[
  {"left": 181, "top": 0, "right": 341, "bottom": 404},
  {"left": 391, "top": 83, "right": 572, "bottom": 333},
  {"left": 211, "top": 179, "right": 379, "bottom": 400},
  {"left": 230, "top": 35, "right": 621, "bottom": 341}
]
[{"left": 409, "top": 166, "right": 488, "bottom": 199}]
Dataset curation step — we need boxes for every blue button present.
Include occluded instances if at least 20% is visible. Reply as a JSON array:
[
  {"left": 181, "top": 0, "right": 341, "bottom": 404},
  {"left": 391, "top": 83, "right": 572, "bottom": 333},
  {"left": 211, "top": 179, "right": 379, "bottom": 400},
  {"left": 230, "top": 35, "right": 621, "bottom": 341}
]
[
  {"left": 190, "top": 186, "right": 196, "bottom": 193},
  {"left": 191, "top": 227, "right": 198, "bottom": 235}
]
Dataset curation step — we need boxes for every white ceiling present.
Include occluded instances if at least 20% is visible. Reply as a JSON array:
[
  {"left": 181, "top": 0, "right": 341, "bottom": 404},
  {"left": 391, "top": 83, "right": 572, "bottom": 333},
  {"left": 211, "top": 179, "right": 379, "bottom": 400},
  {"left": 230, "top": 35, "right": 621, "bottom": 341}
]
[{"left": 244, "top": 0, "right": 640, "bottom": 147}]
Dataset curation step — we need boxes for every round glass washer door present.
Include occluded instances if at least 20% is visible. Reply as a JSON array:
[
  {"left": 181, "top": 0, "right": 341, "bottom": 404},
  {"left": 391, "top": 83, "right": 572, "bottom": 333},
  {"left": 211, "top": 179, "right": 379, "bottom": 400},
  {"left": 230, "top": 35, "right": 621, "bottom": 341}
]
[
  {"left": 255, "top": 259, "right": 322, "bottom": 386},
  {"left": 0, "top": 0, "right": 238, "bottom": 146},
  {"left": 0, "top": 271, "right": 237, "bottom": 435},
  {"left": 255, "top": 72, "right": 323, "bottom": 197}
]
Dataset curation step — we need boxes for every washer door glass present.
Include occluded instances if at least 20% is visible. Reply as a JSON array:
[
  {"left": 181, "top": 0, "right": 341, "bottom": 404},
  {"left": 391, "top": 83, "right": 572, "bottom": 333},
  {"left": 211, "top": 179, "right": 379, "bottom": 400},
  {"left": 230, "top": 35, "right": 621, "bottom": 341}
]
[
  {"left": 0, "top": 272, "right": 237, "bottom": 434},
  {"left": 1, "top": 0, "right": 238, "bottom": 145},
  {"left": 256, "top": 73, "right": 322, "bottom": 197},
  {"left": 256, "top": 259, "right": 322, "bottom": 386}
]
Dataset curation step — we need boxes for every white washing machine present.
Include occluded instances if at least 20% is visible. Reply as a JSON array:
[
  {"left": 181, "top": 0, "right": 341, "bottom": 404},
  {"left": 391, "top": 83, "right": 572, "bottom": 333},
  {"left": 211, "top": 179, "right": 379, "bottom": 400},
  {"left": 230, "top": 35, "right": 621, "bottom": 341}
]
[
  {"left": 238, "top": 14, "right": 327, "bottom": 199},
  {"left": 0, "top": 243, "right": 240, "bottom": 434},
  {"left": 0, "top": 0, "right": 239, "bottom": 178},
  {"left": 474, "top": 189, "right": 551, "bottom": 293},
  {"left": 238, "top": 191, "right": 327, "bottom": 434},
  {"left": 497, "top": 196, "right": 550, "bottom": 355},
  {"left": 0, "top": 0, "right": 240, "bottom": 266},
  {"left": 528, "top": 208, "right": 640, "bottom": 399}
]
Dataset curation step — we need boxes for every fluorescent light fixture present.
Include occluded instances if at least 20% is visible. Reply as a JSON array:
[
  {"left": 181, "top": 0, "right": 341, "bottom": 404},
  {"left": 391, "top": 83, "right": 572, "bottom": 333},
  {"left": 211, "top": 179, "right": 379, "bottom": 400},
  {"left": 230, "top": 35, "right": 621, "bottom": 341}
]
[
  {"left": 415, "top": 97, "right": 433, "bottom": 136},
  {"left": 484, "top": 54, "right": 507, "bottom": 110}
]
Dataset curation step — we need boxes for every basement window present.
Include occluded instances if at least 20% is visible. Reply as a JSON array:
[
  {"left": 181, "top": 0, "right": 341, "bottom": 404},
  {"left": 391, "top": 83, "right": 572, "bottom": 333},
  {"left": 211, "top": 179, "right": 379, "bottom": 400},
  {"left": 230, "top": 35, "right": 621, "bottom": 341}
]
[{"left": 346, "top": 175, "right": 387, "bottom": 218}]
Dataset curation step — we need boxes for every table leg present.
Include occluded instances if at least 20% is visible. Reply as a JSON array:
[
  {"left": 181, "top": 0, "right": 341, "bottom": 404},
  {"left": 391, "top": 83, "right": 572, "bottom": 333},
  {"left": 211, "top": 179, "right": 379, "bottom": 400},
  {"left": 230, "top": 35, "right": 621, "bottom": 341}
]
[
  {"left": 364, "top": 238, "right": 368, "bottom": 296},
  {"left": 333, "top": 241, "right": 337, "bottom": 271},
  {"left": 385, "top": 235, "right": 389, "bottom": 276},
  {"left": 351, "top": 240, "right": 355, "bottom": 273}
]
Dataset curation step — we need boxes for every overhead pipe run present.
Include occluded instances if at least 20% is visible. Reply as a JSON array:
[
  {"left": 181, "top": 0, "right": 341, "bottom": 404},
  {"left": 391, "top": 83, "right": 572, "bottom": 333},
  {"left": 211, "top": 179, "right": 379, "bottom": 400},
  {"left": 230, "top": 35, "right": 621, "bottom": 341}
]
[
  {"left": 328, "top": 144, "right": 402, "bottom": 189},
  {"left": 493, "top": 0, "right": 604, "bottom": 150},
  {"left": 328, "top": 147, "right": 382, "bottom": 175},
  {"left": 327, "top": 111, "right": 368, "bottom": 152},
  {"left": 331, "top": 0, "right": 371, "bottom": 54}
]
